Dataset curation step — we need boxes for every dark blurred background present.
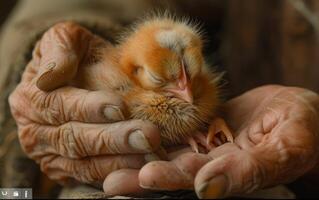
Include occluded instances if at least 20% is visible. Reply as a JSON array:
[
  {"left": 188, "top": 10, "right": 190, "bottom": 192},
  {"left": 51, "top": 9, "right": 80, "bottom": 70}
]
[{"left": 0, "top": 1, "right": 17, "bottom": 26}]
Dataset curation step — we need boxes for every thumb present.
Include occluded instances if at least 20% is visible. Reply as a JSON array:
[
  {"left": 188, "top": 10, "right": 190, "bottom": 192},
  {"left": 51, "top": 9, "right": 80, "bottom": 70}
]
[
  {"left": 36, "top": 47, "right": 79, "bottom": 91},
  {"left": 194, "top": 146, "right": 264, "bottom": 199},
  {"left": 34, "top": 21, "right": 96, "bottom": 91}
]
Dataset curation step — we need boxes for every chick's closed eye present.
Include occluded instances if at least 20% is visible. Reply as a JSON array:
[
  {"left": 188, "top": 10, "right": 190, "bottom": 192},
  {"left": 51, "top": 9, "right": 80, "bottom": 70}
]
[
  {"left": 133, "top": 65, "right": 165, "bottom": 89},
  {"left": 145, "top": 69, "right": 165, "bottom": 86}
]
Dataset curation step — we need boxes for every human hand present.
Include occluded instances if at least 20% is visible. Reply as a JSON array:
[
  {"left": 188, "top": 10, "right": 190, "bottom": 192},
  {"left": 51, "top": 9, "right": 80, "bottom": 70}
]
[
  {"left": 136, "top": 85, "right": 319, "bottom": 198},
  {"left": 8, "top": 22, "right": 161, "bottom": 187}
]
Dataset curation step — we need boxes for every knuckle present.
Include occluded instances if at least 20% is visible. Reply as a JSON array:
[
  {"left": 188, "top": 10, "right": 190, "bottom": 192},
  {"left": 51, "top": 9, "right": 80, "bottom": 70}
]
[
  {"left": 48, "top": 21, "right": 89, "bottom": 52},
  {"left": 53, "top": 21, "right": 78, "bottom": 30},
  {"left": 276, "top": 140, "right": 295, "bottom": 165},
  {"left": 8, "top": 85, "right": 27, "bottom": 119},
  {"left": 39, "top": 156, "right": 70, "bottom": 183},
  {"left": 276, "top": 136, "right": 317, "bottom": 176},
  {"left": 41, "top": 92, "right": 67, "bottom": 124},
  {"left": 8, "top": 92, "right": 20, "bottom": 118},
  {"left": 222, "top": 152, "right": 263, "bottom": 194},
  {"left": 39, "top": 155, "right": 55, "bottom": 174},
  {"left": 46, "top": 23, "right": 72, "bottom": 49},
  {"left": 18, "top": 124, "right": 39, "bottom": 155},
  {"left": 58, "top": 123, "right": 83, "bottom": 158},
  {"left": 76, "top": 91, "right": 92, "bottom": 120},
  {"left": 114, "top": 156, "right": 128, "bottom": 170},
  {"left": 276, "top": 135, "right": 311, "bottom": 166},
  {"left": 18, "top": 124, "right": 50, "bottom": 160},
  {"left": 8, "top": 89, "right": 18, "bottom": 108},
  {"left": 246, "top": 155, "right": 264, "bottom": 192},
  {"left": 73, "top": 159, "right": 102, "bottom": 184},
  {"left": 86, "top": 159, "right": 103, "bottom": 182}
]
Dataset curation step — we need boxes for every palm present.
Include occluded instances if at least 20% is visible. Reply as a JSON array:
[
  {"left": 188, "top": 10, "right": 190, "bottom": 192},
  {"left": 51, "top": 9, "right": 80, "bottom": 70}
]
[
  {"left": 221, "top": 85, "right": 318, "bottom": 186},
  {"left": 135, "top": 85, "right": 319, "bottom": 198}
]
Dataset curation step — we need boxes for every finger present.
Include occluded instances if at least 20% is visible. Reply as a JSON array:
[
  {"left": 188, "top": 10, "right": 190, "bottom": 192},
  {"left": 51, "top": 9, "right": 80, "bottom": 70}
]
[
  {"left": 167, "top": 141, "right": 238, "bottom": 162},
  {"left": 39, "top": 154, "right": 146, "bottom": 184},
  {"left": 13, "top": 83, "right": 128, "bottom": 124},
  {"left": 208, "top": 142, "right": 240, "bottom": 159},
  {"left": 104, "top": 169, "right": 147, "bottom": 197},
  {"left": 139, "top": 153, "right": 210, "bottom": 190},
  {"left": 195, "top": 120, "right": 318, "bottom": 198},
  {"left": 167, "top": 146, "right": 192, "bottom": 160},
  {"left": 20, "top": 120, "right": 161, "bottom": 159},
  {"left": 33, "top": 21, "right": 101, "bottom": 91},
  {"left": 194, "top": 148, "right": 262, "bottom": 199}
]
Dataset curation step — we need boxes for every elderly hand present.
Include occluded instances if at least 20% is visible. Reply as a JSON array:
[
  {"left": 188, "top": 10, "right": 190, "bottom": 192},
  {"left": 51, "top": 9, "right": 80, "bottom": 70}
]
[
  {"left": 8, "top": 22, "right": 161, "bottom": 187},
  {"left": 133, "top": 85, "right": 319, "bottom": 198}
]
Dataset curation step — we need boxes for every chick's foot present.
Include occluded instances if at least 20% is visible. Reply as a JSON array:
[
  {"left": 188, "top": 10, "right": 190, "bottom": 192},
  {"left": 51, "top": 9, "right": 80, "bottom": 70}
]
[
  {"left": 207, "top": 118, "right": 234, "bottom": 148},
  {"left": 185, "top": 118, "right": 233, "bottom": 153},
  {"left": 185, "top": 132, "right": 214, "bottom": 153}
]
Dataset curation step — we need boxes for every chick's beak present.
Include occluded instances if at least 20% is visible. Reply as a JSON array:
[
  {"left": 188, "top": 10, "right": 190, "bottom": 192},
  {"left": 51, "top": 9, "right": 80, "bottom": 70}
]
[
  {"left": 167, "top": 81, "right": 193, "bottom": 103},
  {"left": 165, "top": 61, "right": 193, "bottom": 103}
]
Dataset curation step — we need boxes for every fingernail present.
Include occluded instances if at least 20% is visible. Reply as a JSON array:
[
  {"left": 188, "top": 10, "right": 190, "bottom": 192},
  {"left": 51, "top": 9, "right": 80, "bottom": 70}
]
[
  {"left": 128, "top": 130, "right": 152, "bottom": 151},
  {"left": 40, "top": 62, "right": 56, "bottom": 75},
  {"left": 36, "top": 62, "right": 57, "bottom": 90},
  {"left": 196, "top": 174, "right": 228, "bottom": 199},
  {"left": 104, "top": 106, "right": 125, "bottom": 122},
  {"left": 46, "top": 62, "right": 56, "bottom": 70},
  {"left": 144, "top": 153, "right": 160, "bottom": 162}
]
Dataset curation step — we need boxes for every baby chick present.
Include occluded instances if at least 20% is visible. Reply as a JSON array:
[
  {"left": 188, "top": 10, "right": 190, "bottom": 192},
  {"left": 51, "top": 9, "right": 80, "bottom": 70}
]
[{"left": 76, "top": 16, "right": 233, "bottom": 152}]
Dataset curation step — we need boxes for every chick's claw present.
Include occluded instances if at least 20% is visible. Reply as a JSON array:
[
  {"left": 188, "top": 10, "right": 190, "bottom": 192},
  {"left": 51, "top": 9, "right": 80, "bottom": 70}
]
[
  {"left": 207, "top": 118, "right": 234, "bottom": 147},
  {"left": 187, "top": 136, "right": 199, "bottom": 153},
  {"left": 185, "top": 119, "right": 233, "bottom": 154},
  {"left": 186, "top": 132, "right": 215, "bottom": 154},
  {"left": 194, "top": 132, "right": 216, "bottom": 151}
]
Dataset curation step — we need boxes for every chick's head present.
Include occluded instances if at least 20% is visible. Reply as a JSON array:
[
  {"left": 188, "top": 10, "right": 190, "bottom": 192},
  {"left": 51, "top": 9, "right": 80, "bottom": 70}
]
[{"left": 120, "top": 18, "right": 205, "bottom": 104}]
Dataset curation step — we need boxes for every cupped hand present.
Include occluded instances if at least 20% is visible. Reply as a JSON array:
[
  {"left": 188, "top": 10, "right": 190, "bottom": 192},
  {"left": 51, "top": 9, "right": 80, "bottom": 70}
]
[
  {"left": 8, "top": 22, "right": 161, "bottom": 186},
  {"left": 135, "top": 85, "right": 319, "bottom": 198}
]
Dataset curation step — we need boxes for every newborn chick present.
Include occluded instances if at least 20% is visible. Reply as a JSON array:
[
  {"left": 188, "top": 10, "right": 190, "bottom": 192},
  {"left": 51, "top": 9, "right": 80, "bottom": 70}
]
[{"left": 76, "top": 16, "right": 233, "bottom": 152}]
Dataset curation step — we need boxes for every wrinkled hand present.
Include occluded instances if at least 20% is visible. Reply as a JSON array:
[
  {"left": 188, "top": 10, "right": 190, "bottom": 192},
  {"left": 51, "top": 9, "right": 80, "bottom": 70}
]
[
  {"left": 8, "top": 22, "right": 161, "bottom": 186},
  {"left": 135, "top": 85, "right": 319, "bottom": 198}
]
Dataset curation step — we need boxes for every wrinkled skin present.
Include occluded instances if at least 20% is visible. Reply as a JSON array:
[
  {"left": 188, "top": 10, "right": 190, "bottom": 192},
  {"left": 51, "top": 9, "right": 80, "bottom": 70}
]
[
  {"left": 134, "top": 85, "right": 319, "bottom": 198},
  {"left": 8, "top": 22, "right": 162, "bottom": 188},
  {"left": 9, "top": 22, "right": 319, "bottom": 198}
]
